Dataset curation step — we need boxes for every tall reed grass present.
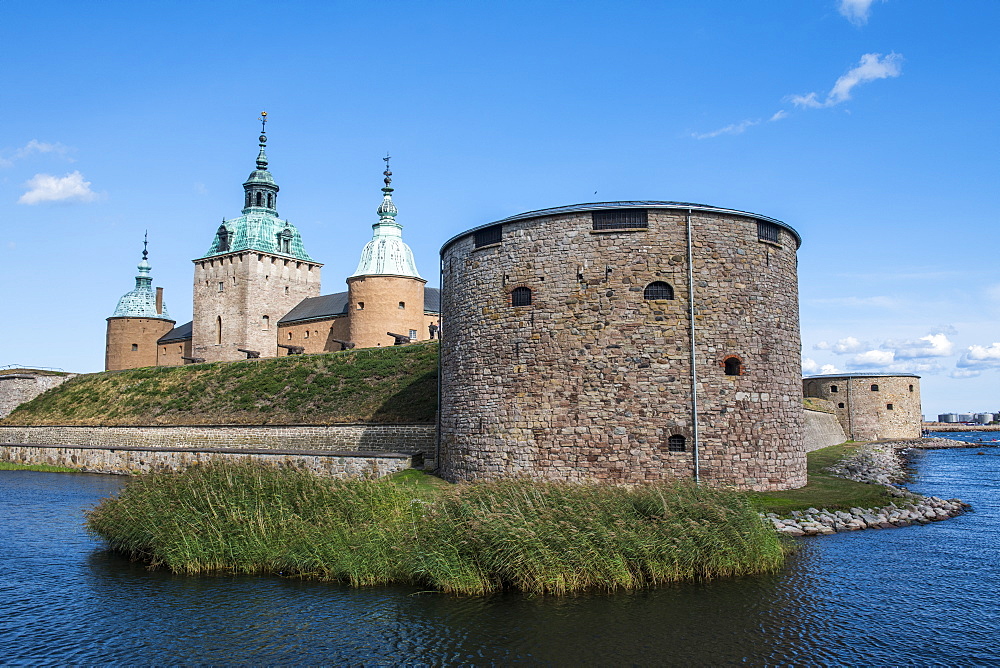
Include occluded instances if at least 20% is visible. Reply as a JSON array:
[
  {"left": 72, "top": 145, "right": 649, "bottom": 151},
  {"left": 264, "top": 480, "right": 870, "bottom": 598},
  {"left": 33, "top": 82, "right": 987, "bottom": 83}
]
[{"left": 86, "top": 463, "right": 784, "bottom": 595}]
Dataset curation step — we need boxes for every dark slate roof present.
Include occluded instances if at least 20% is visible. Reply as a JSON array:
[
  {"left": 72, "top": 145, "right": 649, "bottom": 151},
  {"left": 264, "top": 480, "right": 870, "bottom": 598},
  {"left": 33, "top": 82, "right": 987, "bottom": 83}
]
[
  {"left": 278, "top": 292, "right": 350, "bottom": 324},
  {"left": 279, "top": 286, "right": 441, "bottom": 324},
  {"left": 158, "top": 320, "right": 193, "bottom": 343}
]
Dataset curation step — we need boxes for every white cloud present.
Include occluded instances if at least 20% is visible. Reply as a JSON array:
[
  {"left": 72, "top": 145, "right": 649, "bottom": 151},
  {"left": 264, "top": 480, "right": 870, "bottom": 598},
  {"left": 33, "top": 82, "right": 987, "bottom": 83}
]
[
  {"left": 1, "top": 140, "right": 73, "bottom": 168},
  {"left": 692, "top": 119, "right": 759, "bottom": 140},
  {"left": 802, "top": 358, "right": 842, "bottom": 375},
  {"left": 893, "top": 333, "right": 954, "bottom": 359},
  {"left": 769, "top": 110, "right": 789, "bottom": 122},
  {"left": 950, "top": 369, "right": 982, "bottom": 379},
  {"left": 790, "top": 52, "right": 903, "bottom": 109},
  {"left": 18, "top": 171, "right": 98, "bottom": 205},
  {"left": 839, "top": 0, "right": 882, "bottom": 26},
  {"left": 851, "top": 349, "right": 895, "bottom": 366},
  {"left": 827, "top": 336, "right": 864, "bottom": 354},
  {"left": 957, "top": 342, "right": 1000, "bottom": 369}
]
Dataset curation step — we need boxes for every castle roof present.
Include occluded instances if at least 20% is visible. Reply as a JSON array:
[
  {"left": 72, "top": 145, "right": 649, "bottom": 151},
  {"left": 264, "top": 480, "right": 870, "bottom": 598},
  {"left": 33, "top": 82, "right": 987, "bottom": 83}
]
[
  {"left": 279, "top": 286, "right": 440, "bottom": 325},
  {"left": 110, "top": 241, "right": 173, "bottom": 322},
  {"left": 804, "top": 372, "right": 921, "bottom": 379},
  {"left": 351, "top": 158, "right": 422, "bottom": 279},
  {"left": 157, "top": 320, "right": 192, "bottom": 344},
  {"left": 196, "top": 114, "right": 316, "bottom": 263}
]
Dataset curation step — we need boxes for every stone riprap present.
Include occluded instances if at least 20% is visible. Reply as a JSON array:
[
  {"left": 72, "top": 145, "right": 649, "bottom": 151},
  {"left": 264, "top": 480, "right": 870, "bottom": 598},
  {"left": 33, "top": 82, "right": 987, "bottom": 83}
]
[
  {"left": 439, "top": 203, "right": 805, "bottom": 491},
  {"left": 0, "top": 443, "right": 411, "bottom": 478},
  {"left": 766, "top": 438, "right": 975, "bottom": 536}
]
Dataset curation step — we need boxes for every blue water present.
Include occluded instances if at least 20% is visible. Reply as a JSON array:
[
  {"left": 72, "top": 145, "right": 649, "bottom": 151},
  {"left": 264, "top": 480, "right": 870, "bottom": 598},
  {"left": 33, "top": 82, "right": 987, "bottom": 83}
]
[{"left": 1, "top": 434, "right": 998, "bottom": 665}]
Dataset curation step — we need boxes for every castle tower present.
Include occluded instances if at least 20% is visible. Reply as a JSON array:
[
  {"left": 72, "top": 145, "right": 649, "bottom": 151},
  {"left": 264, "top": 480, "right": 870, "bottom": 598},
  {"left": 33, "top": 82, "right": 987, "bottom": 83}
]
[
  {"left": 346, "top": 157, "right": 427, "bottom": 347},
  {"left": 191, "top": 113, "right": 322, "bottom": 362},
  {"left": 106, "top": 236, "right": 176, "bottom": 370}
]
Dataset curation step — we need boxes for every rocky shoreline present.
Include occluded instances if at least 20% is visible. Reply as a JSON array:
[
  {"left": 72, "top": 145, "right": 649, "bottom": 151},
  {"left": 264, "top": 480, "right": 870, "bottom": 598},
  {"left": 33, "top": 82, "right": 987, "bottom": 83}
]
[{"left": 765, "top": 438, "right": 979, "bottom": 537}]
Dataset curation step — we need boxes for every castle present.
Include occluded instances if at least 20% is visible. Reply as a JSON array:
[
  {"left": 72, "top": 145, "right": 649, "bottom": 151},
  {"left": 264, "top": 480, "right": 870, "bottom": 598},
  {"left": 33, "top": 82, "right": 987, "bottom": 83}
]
[
  {"left": 106, "top": 115, "right": 439, "bottom": 371},
  {"left": 802, "top": 373, "right": 922, "bottom": 440}
]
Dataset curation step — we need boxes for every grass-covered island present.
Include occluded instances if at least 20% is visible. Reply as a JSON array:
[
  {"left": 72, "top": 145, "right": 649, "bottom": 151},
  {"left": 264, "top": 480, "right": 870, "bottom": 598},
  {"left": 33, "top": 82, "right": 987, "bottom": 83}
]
[{"left": 86, "top": 462, "right": 785, "bottom": 595}]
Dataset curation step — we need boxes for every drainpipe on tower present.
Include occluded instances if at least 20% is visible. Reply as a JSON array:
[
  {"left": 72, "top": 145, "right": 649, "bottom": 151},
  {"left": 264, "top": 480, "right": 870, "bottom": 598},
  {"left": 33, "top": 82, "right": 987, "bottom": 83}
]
[{"left": 686, "top": 209, "right": 700, "bottom": 484}]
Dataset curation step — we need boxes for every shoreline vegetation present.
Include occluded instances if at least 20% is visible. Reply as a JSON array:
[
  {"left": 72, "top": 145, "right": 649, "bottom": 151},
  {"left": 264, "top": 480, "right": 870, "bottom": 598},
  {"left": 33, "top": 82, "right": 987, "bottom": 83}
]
[
  {"left": 85, "top": 463, "right": 784, "bottom": 595},
  {"left": 81, "top": 437, "right": 976, "bottom": 594}
]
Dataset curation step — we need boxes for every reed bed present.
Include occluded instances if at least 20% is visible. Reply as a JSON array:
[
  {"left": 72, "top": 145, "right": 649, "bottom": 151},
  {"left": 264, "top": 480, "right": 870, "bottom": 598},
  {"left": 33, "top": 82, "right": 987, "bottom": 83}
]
[{"left": 86, "top": 463, "right": 784, "bottom": 595}]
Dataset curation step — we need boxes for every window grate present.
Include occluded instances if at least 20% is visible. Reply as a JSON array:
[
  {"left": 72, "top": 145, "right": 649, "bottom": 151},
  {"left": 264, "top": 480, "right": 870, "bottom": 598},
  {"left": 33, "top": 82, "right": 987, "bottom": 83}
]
[
  {"left": 511, "top": 286, "right": 532, "bottom": 307},
  {"left": 644, "top": 281, "right": 674, "bottom": 300},
  {"left": 667, "top": 435, "right": 686, "bottom": 452},
  {"left": 757, "top": 221, "right": 780, "bottom": 243},
  {"left": 474, "top": 225, "right": 503, "bottom": 247},
  {"left": 593, "top": 209, "right": 648, "bottom": 230}
]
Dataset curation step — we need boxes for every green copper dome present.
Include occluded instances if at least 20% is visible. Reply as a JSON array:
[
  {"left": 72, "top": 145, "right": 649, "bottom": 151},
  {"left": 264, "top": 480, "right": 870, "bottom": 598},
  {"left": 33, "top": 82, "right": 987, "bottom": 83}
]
[
  {"left": 197, "top": 115, "right": 315, "bottom": 262},
  {"left": 110, "top": 243, "right": 172, "bottom": 320}
]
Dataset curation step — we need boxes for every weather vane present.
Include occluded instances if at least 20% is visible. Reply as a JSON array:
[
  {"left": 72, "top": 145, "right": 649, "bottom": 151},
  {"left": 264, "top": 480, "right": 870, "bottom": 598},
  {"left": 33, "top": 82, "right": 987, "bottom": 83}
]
[
  {"left": 142, "top": 230, "right": 148, "bottom": 261},
  {"left": 383, "top": 152, "right": 392, "bottom": 187},
  {"left": 259, "top": 111, "right": 268, "bottom": 134}
]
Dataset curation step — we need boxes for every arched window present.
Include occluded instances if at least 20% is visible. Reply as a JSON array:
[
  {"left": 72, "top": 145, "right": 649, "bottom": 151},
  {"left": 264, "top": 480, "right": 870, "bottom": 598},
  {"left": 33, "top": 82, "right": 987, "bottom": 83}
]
[
  {"left": 644, "top": 281, "right": 674, "bottom": 300},
  {"left": 256, "top": 192, "right": 263, "bottom": 206},
  {"left": 871, "top": 384, "right": 879, "bottom": 391},
  {"left": 216, "top": 316, "right": 222, "bottom": 345},
  {"left": 724, "top": 356, "right": 743, "bottom": 376},
  {"left": 217, "top": 225, "right": 230, "bottom": 252},
  {"left": 909, "top": 384, "right": 914, "bottom": 392},
  {"left": 262, "top": 315, "right": 270, "bottom": 330},
  {"left": 278, "top": 228, "right": 293, "bottom": 254},
  {"left": 245, "top": 193, "right": 251, "bottom": 208},
  {"left": 667, "top": 435, "right": 686, "bottom": 452},
  {"left": 830, "top": 385, "right": 839, "bottom": 393},
  {"left": 267, "top": 193, "right": 274, "bottom": 208},
  {"left": 511, "top": 286, "right": 532, "bottom": 307}
]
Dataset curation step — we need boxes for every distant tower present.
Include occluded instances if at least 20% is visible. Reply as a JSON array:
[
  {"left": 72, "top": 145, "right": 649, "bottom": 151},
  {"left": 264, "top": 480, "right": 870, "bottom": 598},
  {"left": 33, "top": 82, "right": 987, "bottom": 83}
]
[
  {"left": 106, "top": 235, "right": 175, "bottom": 370},
  {"left": 191, "top": 112, "right": 322, "bottom": 362},
  {"left": 347, "top": 156, "right": 427, "bottom": 347}
]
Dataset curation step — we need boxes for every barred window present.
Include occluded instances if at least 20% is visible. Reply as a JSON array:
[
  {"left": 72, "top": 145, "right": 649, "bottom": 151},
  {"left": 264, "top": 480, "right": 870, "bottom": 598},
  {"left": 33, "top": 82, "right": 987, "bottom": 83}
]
[
  {"left": 511, "top": 286, "right": 532, "bottom": 307},
  {"left": 667, "top": 435, "right": 686, "bottom": 452},
  {"left": 757, "top": 221, "right": 780, "bottom": 243},
  {"left": 644, "top": 281, "right": 674, "bottom": 300},
  {"left": 474, "top": 224, "right": 503, "bottom": 248},
  {"left": 593, "top": 209, "right": 648, "bottom": 230}
]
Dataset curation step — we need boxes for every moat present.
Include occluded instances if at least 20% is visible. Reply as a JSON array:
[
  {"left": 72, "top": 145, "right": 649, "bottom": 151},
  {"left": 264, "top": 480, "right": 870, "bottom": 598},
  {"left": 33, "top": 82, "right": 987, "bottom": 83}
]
[{"left": 1, "top": 433, "right": 998, "bottom": 665}]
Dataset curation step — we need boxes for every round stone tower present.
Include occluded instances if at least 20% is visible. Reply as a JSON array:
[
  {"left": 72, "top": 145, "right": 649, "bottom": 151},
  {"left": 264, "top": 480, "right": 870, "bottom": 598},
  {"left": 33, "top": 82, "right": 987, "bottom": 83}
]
[
  {"left": 803, "top": 373, "right": 922, "bottom": 440},
  {"left": 346, "top": 158, "right": 427, "bottom": 347},
  {"left": 439, "top": 202, "right": 805, "bottom": 491},
  {"left": 106, "top": 238, "right": 175, "bottom": 370}
]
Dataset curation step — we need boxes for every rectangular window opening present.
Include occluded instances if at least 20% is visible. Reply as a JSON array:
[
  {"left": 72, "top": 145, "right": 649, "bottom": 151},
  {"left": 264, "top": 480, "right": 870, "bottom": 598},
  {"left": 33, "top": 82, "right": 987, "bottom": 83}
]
[
  {"left": 474, "top": 224, "right": 503, "bottom": 248},
  {"left": 757, "top": 221, "right": 780, "bottom": 244},
  {"left": 592, "top": 209, "right": 648, "bottom": 230}
]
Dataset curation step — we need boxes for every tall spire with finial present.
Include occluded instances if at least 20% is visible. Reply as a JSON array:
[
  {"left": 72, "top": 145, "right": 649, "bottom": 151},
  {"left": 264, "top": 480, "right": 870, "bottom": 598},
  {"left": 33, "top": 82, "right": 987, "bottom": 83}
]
[
  {"left": 110, "top": 234, "right": 171, "bottom": 319},
  {"left": 351, "top": 155, "right": 421, "bottom": 278},
  {"left": 242, "top": 111, "right": 279, "bottom": 214}
]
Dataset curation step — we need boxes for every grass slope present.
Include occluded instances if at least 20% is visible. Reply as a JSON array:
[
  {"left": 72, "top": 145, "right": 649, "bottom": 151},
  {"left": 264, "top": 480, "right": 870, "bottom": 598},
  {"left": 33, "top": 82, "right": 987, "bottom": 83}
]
[{"left": 3, "top": 342, "right": 438, "bottom": 426}]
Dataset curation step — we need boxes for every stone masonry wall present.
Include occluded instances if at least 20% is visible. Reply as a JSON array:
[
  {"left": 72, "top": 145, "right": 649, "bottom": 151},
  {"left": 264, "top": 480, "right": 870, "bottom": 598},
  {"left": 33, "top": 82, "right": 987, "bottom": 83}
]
[
  {"left": 439, "top": 205, "right": 805, "bottom": 491},
  {"left": 0, "top": 374, "right": 76, "bottom": 419},
  {"left": 1, "top": 443, "right": 411, "bottom": 478},
  {"left": 803, "top": 375, "right": 921, "bottom": 441},
  {"left": 0, "top": 424, "right": 435, "bottom": 459}
]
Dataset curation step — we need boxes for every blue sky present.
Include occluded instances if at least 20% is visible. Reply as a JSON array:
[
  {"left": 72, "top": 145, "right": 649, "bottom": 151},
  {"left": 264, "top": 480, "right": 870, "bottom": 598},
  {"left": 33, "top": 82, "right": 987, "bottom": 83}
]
[{"left": 1, "top": 0, "right": 997, "bottom": 417}]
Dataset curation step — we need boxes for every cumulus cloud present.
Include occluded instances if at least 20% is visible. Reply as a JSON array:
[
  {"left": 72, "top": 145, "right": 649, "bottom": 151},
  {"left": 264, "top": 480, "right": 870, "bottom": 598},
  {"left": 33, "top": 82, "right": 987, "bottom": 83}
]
[
  {"left": 803, "top": 358, "right": 842, "bottom": 375},
  {"left": 839, "top": 0, "right": 882, "bottom": 26},
  {"left": 18, "top": 171, "right": 98, "bottom": 204},
  {"left": 957, "top": 342, "right": 1000, "bottom": 370},
  {"left": 950, "top": 369, "right": 982, "bottom": 379},
  {"left": 892, "top": 333, "right": 954, "bottom": 359},
  {"left": 816, "top": 337, "right": 866, "bottom": 354},
  {"left": 851, "top": 349, "right": 895, "bottom": 366},
  {"left": 790, "top": 52, "right": 903, "bottom": 109}
]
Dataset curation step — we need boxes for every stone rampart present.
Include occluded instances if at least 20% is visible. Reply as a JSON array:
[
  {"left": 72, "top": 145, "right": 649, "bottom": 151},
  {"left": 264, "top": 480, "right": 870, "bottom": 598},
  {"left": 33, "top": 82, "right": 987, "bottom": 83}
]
[
  {"left": 0, "top": 443, "right": 411, "bottom": 478},
  {"left": 0, "top": 374, "right": 76, "bottom": 419},
  {"left": 0, "top": 424, "right": 435, "bottom": 460},
  {"left": 803, "top": 374, "right": 921, "bottom": 441},
  {"left": 803, "top": 408, "right": 848, "bottom": 452}
]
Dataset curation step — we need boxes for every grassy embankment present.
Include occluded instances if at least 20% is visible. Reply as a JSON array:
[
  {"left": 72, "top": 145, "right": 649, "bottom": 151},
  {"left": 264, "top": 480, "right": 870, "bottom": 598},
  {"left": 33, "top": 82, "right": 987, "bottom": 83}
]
[
  {"left": 2, "top": 342, "right": 438, "bottom": 426},
  {"left": 751, "top": 442, "right": 895, "bottom": 514},
  {"left": 0, "top": 462, "right": 77, "bottom": 472},
  {"left": 86, "top": 462, "right": 784, "bottom": 595}
]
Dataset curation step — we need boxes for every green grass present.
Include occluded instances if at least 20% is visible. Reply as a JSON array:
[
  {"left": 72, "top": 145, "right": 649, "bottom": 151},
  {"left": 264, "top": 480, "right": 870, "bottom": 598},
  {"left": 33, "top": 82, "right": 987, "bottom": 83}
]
[
  {"left": 3, "top": 342, "right": 439, "bottom": 426},
  {"left": 0, "top": 462, "right": 78, "bottom": 472},
  {"left": 85, "top": 462, "right": 785, "bottom": 595},
  {"left": 750, "top": 442, "right": 895, "bottom": 514}
]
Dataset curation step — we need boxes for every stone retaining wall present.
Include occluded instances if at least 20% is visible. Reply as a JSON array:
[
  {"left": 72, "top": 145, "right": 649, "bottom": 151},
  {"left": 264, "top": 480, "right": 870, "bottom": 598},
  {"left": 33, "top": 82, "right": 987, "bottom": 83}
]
[
  {"left": 803, "top": 409, "right": 848, "bottom": 452},
  {"left": 0, "top": 374, "right": 76, "bottom": 419},
  {"left": 0, "top": 443, "right": 412, "bottom": 478},
  {"left": 0, "top": 424, "right": 435, "bottom": 456}
]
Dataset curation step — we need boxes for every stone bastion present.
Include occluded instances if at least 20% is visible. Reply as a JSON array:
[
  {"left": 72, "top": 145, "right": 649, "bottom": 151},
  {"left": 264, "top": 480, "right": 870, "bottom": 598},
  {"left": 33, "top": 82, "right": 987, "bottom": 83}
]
[
  {"left": 802, "top": 373, "right": 922, "bottom": 441},
  {"left": 438, "top": 202, "right": 806, "bottom": 491}
]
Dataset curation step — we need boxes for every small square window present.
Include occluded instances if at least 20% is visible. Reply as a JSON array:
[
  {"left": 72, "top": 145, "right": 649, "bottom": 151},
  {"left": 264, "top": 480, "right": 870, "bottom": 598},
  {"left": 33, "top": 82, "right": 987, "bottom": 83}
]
[
  {"left": 887, "top": 403, "right": 894, "bottom": 410},
  {"left": 830, "top": 385, "right": 838, "bottom": 393},
  {"left": 838, "top": 402, "right": 845, "bottom": 408},
  {"left": 131, "top": 344, "right": 138, "bottom": 351},
  {"left": 357, "top": 302, "right": 365, "bottom": 310},
  {"left": 399, "top": 301, "right": 405, "bottom": 309},
  {"left": 409, "top": 329, "right": 417, "bottom": 339}
]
